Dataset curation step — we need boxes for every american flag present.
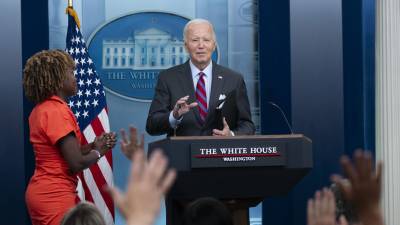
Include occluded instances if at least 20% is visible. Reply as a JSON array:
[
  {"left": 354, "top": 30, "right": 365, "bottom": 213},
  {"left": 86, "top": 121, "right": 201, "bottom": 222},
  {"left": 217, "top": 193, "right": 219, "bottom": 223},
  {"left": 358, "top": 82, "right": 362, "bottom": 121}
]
[{"left": 65, "top": 7, "right": 114, "bottom": 224}]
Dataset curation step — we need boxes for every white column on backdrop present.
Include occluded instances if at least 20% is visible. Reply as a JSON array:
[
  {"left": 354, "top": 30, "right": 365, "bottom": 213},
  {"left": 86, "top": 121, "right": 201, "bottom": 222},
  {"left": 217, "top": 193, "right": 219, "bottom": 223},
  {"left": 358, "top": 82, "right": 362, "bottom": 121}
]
[
  {"left": 375, "top": 0, "right": 400, "bottom": 224},
  {"left": 49, "top": 0, "right": 82, "bottom": 49}
]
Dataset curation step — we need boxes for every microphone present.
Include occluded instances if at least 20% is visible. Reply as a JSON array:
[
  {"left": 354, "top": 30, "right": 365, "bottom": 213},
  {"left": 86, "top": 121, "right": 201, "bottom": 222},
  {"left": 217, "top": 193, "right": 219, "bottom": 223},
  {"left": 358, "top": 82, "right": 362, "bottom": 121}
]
[{"left": 268, "top": 101, "right": 294, "bottom": 134}]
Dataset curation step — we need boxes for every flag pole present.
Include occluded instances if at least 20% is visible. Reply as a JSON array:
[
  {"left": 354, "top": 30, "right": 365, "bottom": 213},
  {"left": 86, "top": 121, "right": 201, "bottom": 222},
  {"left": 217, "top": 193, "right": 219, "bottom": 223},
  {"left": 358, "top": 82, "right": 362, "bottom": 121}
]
[{"left": 66, "top": 0, "right": 81, "bottom": 29}]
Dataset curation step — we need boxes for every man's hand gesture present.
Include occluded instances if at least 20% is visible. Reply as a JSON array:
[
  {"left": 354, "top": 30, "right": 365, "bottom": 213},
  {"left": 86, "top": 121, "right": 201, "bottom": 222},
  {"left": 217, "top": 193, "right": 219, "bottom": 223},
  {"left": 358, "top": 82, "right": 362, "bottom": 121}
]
[
  {"left": 212, "top": 117, "right": 233, "bottom": 136},
  {"left": 172, "top": 95, "right": 198, "bottom": 119}
]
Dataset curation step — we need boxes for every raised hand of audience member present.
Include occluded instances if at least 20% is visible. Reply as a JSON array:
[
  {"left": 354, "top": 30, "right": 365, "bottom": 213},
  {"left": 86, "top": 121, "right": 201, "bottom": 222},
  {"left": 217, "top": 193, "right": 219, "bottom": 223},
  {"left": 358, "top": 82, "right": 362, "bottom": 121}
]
[
  {"left": 331, "top": 150, "right": 384, "bottom": 225},
  {"left": 108, "top": 146, "right": 176, "bottom": 225},
  {"left": 120, "top": 126, "right": 144, "bottom": 159},
  {"left": 307, "top": 188, "right": 348, "bottom": 225}
]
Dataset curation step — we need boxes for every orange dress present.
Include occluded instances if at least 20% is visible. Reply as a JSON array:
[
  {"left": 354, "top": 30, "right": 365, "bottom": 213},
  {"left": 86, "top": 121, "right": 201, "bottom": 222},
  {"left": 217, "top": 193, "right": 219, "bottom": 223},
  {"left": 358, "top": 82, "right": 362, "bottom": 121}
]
[{"left": 25, "top": 96, "right": 83, "bottom": 225}]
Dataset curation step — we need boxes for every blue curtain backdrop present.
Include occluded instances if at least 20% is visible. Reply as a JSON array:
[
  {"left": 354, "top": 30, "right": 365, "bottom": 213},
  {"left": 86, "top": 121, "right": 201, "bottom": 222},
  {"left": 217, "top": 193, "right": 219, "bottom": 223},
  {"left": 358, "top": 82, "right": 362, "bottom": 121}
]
[
  {"left": 0, "top": 0, "right": 48, "bottom": 224},
  {"left": 0, "top": 0, "right": 25, "bottom": 224},
  {"left": 258, "top": 0, "right": 375, "bottom": 225}
]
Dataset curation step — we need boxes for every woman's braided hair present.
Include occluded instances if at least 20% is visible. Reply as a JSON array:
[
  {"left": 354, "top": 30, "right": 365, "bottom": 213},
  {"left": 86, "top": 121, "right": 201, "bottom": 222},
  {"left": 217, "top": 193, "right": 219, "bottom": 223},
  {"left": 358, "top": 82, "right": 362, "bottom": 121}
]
[{"left": 23, "top": 49, "right": 74, "bottom": 103}]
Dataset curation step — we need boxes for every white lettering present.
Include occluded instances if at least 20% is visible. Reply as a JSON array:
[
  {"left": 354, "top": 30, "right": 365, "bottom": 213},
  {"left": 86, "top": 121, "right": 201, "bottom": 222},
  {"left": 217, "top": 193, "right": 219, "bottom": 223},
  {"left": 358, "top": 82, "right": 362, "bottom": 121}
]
[
  {"left": 250, "top": 146, "right": 278, "bottom": 154},
  {"left": 199, "top": 148, "right": 217, "bottom": 155},
  {"left": 107, "top": 72, "right": 126, "bottom": 80}
]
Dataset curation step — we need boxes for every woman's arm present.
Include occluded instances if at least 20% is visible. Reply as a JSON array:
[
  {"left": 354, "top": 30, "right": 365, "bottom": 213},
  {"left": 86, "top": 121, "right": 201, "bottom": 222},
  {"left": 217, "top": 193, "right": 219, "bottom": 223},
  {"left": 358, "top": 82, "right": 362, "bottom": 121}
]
[
  {"left": 79, "top": 132, "right": 116, "bottom": 155},
  {"left": 57, "top": 132, "right": 116, "bottom": 174}
]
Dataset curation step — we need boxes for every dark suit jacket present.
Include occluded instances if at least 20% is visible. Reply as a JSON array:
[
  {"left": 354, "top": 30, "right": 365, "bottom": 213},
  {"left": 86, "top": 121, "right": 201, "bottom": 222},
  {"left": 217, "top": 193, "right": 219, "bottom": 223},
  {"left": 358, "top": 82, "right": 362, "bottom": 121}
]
[{"left": 146, "top": 61, "right": 255, "bottom": 136}]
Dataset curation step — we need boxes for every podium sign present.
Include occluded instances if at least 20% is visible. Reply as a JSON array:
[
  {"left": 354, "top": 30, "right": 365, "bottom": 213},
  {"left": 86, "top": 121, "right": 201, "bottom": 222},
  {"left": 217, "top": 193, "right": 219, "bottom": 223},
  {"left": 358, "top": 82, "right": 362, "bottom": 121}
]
[{"left": 190, "top": 139, "right": 286, "bottom": 168}]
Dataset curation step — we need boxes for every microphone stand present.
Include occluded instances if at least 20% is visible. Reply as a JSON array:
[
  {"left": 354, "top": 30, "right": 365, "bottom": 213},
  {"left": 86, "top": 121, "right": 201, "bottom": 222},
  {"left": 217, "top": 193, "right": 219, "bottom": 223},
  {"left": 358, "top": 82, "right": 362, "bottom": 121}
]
[{"left": 268, "top": 101, "right": 294, "bottom": 134}]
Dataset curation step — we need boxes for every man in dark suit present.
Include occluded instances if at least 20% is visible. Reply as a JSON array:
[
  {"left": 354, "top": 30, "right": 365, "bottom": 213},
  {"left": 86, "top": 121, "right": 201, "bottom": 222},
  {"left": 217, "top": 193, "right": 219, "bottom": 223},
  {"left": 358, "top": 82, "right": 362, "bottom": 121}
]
[{"left": 146, "top": 18, "right": 255, "bottom": 137}]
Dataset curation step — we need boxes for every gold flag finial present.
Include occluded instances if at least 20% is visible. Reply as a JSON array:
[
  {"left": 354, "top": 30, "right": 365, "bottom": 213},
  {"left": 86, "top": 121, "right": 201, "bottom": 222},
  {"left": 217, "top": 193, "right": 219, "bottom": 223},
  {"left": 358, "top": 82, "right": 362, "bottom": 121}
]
[
  {"left": 66, "top": 2, "right": 81, "bottom": 29},
  {"left": 68, "top": 0, "right": 73, "bottom": 8}
]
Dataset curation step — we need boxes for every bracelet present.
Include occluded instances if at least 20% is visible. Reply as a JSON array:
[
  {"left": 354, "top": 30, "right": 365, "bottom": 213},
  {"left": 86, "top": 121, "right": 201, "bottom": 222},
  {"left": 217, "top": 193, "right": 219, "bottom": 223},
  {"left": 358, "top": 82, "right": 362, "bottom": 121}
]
[{"left": 91, "top": 150, "right": 102, "bottom": 160}]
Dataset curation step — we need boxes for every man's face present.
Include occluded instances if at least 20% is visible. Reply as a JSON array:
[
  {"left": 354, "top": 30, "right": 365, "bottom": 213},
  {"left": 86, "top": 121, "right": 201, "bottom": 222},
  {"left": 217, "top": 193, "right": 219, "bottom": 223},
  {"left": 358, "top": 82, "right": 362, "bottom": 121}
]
[{"left": 184, "top": 22, "right": 216, "bottom": 70}]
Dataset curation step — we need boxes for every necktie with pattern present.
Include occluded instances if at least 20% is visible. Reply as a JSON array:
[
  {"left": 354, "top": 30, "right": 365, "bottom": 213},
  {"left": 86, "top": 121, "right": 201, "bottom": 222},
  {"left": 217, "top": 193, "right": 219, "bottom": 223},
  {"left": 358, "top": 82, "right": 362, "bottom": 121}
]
[{"left": 196, "top": 72, "right": 208, "bottom": 124}]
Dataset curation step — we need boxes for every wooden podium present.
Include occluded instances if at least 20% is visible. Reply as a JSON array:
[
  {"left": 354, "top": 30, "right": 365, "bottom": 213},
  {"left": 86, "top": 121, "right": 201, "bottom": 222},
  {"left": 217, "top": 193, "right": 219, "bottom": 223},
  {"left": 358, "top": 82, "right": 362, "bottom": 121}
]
[{"left": 148, "top": 134, "right": 312, "bottom": 225}]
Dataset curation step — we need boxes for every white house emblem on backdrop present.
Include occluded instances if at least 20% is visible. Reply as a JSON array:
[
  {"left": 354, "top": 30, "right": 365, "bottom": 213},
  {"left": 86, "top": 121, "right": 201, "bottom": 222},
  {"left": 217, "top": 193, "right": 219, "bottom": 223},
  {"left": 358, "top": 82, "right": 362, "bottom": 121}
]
[
  {"left": 102, "top": 28, "right": 189, "bottom": 70},
  {"left": 88, "top": 12, "right": 219, "bottom": 102}
]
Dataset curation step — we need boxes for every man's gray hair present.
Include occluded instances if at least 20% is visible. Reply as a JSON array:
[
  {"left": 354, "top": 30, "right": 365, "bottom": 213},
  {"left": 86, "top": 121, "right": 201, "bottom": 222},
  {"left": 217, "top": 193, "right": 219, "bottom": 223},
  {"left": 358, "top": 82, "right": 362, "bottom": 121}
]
[{"left": 183, "top": 18, "right": 217, "bottom": 43}]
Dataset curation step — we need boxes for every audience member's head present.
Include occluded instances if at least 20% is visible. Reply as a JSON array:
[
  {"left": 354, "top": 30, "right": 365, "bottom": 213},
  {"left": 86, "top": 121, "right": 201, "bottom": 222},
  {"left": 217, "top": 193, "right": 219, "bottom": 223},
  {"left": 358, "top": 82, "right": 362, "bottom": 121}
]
[
  {"left": 182, "top": 197, "right": 233, "bottom": 225},
  {"left": 60, "top": 202, "right": 106, "bottom": 225}
]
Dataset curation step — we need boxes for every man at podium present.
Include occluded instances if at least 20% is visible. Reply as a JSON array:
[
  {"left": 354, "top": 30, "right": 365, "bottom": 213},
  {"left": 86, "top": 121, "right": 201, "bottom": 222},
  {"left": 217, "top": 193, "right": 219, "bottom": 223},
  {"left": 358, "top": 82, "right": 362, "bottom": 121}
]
[{"left": 146, "top": 18, "right": 255, "bottom": 137}]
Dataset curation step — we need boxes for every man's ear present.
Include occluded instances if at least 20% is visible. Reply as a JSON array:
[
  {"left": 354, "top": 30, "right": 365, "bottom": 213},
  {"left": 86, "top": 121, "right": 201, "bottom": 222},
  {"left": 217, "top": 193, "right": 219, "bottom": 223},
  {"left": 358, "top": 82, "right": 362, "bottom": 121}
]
[
  {"left": 212, "top": 41, "right": 217, "bottom": 52},
  {"left": 184, "top": 41, "right": 189, "bottom": 53}
]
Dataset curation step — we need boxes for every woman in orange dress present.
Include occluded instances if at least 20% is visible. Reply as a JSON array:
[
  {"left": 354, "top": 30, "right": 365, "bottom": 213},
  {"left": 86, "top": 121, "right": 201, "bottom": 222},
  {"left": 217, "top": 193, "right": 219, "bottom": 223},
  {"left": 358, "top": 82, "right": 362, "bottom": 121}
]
[{"left": 23, "top": 49, "right": 116, "bottom": 225}]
